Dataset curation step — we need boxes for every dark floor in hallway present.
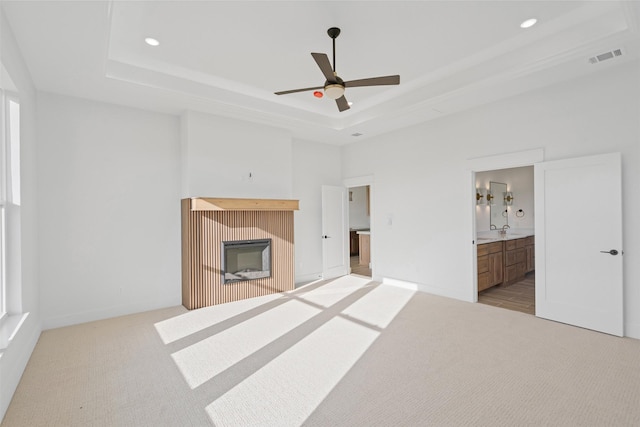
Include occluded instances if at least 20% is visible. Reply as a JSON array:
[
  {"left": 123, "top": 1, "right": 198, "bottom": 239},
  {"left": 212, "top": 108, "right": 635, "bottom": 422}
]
[{"left": 350, "top": 255, "right": 371, "bottom": 277}]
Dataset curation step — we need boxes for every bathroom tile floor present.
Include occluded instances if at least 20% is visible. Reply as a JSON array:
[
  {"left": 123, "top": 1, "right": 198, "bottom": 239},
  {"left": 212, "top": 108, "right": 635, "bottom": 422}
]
[{"left": 478, "top": 272, "right": 535, "bottom": 315}]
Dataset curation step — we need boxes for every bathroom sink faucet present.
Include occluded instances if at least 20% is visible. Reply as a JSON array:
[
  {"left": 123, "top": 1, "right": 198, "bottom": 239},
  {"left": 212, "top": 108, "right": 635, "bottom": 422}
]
[{"left": 499, "top": 224, "right": 510, "bottom": 235}]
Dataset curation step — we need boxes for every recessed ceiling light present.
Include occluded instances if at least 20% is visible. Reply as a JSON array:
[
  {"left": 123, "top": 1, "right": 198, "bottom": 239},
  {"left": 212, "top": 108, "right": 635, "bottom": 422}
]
[
  {"left": 348, "top": 101, "right": 353, "bottom": 106},
  {"left": 520, "top": 18, "right": 537, "bottom": 29},
  {"left": 144, "top": 37, "right": 160, "bottom": 46}
]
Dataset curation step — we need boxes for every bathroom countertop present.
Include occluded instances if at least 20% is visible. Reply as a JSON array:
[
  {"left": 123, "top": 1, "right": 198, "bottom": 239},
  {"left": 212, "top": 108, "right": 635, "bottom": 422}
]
[{"left": 476, "top": 230, "right": 534, "bottom": 244}]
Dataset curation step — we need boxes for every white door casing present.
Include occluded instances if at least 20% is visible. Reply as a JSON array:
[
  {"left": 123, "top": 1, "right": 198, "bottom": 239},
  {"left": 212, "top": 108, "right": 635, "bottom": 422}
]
[
  {"left": 321, "top": 185, "right": 349, "bottom": 279},
  {"left": 535, "top": 152, "right": 623, "bottom": 336}
]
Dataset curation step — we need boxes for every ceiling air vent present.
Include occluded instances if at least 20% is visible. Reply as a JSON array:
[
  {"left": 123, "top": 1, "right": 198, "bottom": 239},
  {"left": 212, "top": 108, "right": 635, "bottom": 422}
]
[{"left": 588, "top": 48, "right": 624, "bottom": 64}]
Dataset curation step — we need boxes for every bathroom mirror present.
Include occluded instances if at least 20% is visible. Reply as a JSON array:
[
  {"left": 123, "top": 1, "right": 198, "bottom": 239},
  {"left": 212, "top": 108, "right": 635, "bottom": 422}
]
[{"left": 489, "top": 182, "right": 508, "bottom": 230}]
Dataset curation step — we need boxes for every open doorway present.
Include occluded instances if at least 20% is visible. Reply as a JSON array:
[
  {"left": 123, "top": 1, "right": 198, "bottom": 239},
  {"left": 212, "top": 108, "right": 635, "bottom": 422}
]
[
  {"left": 469, "top": 150, "right": 624, "bottom": 336},
  {"left": 475, "top": 166, "right": 535, "bottom": 315},
  {"left": 348, "top": 185, "right": 371, "bottom": 277},
  {"left": 468, "top": 150, "right": 542, "bottom": 308}
]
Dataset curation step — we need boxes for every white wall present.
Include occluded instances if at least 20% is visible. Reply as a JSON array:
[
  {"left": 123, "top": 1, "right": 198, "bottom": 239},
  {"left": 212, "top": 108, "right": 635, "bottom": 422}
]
[
  {"left": 181, "top": 110, "right": 293, "bottom": 199},
  {"left": 292, "top": 138, "right": 342, "bottom": 283},
  {"left": 0, "top": 8, "right": 41, "bottom": 422},
  {"left": 476, "top": 166, "right": 534, "bottom": 232},
  {"left": 35, "top": 101, "right": 332, "bottom": 327},
  {"left": 37, "top": 93, "right": 182, "bottom": 329},
  {"left": 349, "top": 186, "right": 370, "bottom": 230},
  {"left": 182, "top": 111, "right": 335, "bottom": 283},
  {"left": 342, "top": 61, "right": 640, "bottom": 338}
]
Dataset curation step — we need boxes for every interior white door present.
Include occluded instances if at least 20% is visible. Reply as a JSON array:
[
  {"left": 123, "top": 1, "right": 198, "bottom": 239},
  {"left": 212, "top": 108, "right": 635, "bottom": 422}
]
[
  {"left": 535, "top": 152, "right": 623, "bottom": 336},
  {"left": 321, "top": 185, "right": 349, "bottom": 279}
]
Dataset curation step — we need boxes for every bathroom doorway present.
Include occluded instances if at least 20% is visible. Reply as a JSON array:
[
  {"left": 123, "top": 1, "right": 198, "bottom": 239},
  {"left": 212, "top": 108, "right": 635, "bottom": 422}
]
[
  {"left": 468, "top": 150, "right": 543, "bottom": 314},
  {"left": 475, "top": 166, "right": 535, "bottom": 314},
  {"left": 469, "top": 150, "right": 624, "bottom": 336},
  {"left": 348, "top": 185, "right": 371, "bottom": 277}
]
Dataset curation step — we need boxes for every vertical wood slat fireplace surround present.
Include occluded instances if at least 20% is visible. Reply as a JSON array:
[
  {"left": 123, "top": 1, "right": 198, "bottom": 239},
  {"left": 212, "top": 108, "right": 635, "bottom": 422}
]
[{"left": 181, "top": 198, "right": 299, "bottom": 309}]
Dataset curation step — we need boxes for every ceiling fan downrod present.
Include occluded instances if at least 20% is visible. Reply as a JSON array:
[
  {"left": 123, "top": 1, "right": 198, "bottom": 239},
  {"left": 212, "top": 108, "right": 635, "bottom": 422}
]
[{"left": 327, "top": 27, "right": 341, "bottom": 73}]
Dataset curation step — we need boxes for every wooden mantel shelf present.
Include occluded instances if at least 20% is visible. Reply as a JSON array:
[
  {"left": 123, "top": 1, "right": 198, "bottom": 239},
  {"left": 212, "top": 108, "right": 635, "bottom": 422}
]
[{"left": 188, "top": 197, "right": 299, "bottom": 212}]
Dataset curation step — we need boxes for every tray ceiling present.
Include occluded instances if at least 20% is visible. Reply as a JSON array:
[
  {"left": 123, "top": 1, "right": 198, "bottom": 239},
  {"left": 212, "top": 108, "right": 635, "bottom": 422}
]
[{"left": 2, "top": 1, "right": 639, "bottom": 144}]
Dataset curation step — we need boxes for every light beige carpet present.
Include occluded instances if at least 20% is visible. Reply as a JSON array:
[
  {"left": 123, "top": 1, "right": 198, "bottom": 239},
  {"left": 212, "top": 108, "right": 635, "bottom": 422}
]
[{"left": 2, "top": 275, "right": 640, "bottom": 426}]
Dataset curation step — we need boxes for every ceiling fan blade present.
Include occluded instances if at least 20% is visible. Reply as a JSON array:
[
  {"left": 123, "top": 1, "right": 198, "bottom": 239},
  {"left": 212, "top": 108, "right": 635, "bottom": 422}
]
[
  {"left": 275, "top": 86, "right": 324, "bottom": 95},
  {"left": 335, "top": 95, "right": 350, "bottom": 112},
  {"left": 311, "top": 52, "right": 336, "bottom": 82},
  {"left": 344, "top": 75, "right": 400, "bottom": 88}
]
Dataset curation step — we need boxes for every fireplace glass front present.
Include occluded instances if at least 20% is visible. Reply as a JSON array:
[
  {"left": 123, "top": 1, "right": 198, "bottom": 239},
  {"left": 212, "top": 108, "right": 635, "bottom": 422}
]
[{"left": 222, "top": 239, "right": 271, "bottom": 283}]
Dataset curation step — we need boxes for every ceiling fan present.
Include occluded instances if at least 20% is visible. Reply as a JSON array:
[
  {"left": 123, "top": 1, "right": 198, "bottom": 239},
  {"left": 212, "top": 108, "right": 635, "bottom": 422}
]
[{"left": 274, "top": 27, "right": 400, "bottom": 112}]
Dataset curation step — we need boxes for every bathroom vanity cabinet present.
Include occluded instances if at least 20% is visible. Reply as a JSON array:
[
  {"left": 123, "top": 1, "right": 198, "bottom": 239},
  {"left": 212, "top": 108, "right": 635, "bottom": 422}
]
[{"left": 477, "top": 235, "right": 534, "bottom": 292}]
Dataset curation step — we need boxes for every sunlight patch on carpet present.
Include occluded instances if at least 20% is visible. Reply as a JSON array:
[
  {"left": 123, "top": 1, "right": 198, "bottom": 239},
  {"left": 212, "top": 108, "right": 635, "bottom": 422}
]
[
  {"left": 295, "top": 275, "right": 373, "bottom": 308},
  {"left": 342, "top": 284, "right": 415, "bottom": 328},
  {"left": 154, "top": 292, "right": 283, "bottom": 344},
  {"left": 206, "top": 316, "right": 378, "bottom": 426},
  {"left": 205, "top": 283, "right": 414, "bottom": 426},
  {"left": 171, "top": 298, "right": 321, "bottom": 389}
]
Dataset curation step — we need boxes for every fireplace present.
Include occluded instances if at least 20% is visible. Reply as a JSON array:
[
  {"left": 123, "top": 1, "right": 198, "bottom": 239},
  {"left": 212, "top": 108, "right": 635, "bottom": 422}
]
[
  {"left": 222, "top": 239, "right": 271, "bottom": 283},
  {"left": 181, "top": 197, "right": 298, "bottom": 309}
]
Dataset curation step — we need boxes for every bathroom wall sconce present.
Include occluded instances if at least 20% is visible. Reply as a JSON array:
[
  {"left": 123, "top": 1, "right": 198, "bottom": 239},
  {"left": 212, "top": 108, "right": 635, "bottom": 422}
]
[
  {"left": 486, "top": 191, "right": 495, "bottom": 205},
  {"left": 504, "top": 192, "right": 514, "bottom": 205},
  {"left": 475, "top": 188, "right": 486, "bottom": 205}
]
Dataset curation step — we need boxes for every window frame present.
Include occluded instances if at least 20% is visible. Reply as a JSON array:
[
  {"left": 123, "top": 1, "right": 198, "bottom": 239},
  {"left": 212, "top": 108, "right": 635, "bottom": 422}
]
[
  {"left": 0, "top": 89, "right": 7, "bottom": 320},
  {"left": 0, "top": 89, "right": 19, "bottom": 321}
]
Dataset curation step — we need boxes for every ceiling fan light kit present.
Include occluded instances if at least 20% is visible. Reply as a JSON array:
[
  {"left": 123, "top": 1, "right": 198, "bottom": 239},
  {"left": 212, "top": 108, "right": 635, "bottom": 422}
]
[
  {"left": 324, "top": 84, "right": 345, "bottom": 100},
  {"left": 274, "top": 27, "right": 400, "bottom": 112}
]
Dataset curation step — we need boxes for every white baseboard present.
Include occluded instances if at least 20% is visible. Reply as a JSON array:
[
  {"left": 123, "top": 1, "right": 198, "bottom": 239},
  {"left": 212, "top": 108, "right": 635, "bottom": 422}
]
[
  {"left": 295, "top": 273, "right": 322, "bottom": 285},
  {"left": 42, "top": 296, "right": 181, "bottom": 330},
  {"left": 382, "top": 277, "right": 469, "bottom": 302},
  {"left": 0, "top": 312, "right": 41, "bottom": 422},
  {"left": 625, "top": 321, "right": 640, "bottom": 340},
  {"left": 383, "top": 277, "right": 640, "bottom": 341}
]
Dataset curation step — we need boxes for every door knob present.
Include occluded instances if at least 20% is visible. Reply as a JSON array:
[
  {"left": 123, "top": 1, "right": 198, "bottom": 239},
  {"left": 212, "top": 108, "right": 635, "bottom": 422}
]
[
  {"left": 322, "top": 235, "right": 331, "bottom": 239},
  {"left": 600, "top": 249, "right": 619, "bottom": 256}
]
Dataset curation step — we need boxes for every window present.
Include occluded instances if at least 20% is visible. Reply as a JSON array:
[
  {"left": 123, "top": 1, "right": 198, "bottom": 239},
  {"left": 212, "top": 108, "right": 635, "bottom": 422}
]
[
  {"left": 0, "top": 89, "right": 19, "bottom": 321},
  {"left": 8, "top": 98, "right": 20, "bottom": 205}
]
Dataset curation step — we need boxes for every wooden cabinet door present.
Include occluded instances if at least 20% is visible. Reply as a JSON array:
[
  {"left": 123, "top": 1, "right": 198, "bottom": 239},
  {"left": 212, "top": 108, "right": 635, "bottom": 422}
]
[
  {"left": 359, "top": 234, "right": 370, "bottom": 266},
  {"left": 505, "top": 250, "right": 518, "bottom": 266},
  {"left": 505, "top": 264, "right": 519, "bottom": 283},
  {"left": 478, "top": 273, "right": 491, "bottom": 291},
  {"left": 478, "top": 242, "right": 504, "bottom": 291},
  {"left": 477, "top": 256, "right": 489, "bottom": 274},
  {"left": 349, "top": 231, "right": 359, "bottom": 256},
  {"left": 517, "top": 262, "right": 526, "bottom": 278},
  {"left": 489, "top": 252, "right": 503, "bottom": 285},
  {"left": 526, "top": 245, "right": 535, "bottom": 272}
]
